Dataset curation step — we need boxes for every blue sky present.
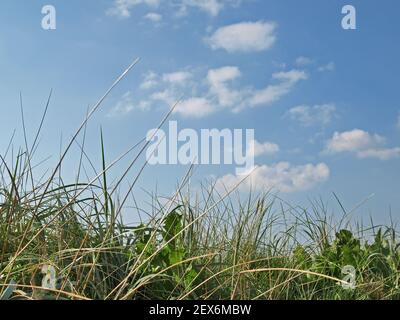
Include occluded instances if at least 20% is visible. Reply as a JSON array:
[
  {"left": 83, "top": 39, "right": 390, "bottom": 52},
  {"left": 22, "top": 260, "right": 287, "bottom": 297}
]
[{"left": 1, "top": 0, "right": 400, "bottom": 223}]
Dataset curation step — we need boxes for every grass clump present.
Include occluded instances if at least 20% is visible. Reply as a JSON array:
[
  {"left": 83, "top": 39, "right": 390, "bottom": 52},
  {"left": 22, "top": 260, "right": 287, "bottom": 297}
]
[{"left": 1, "top": 178, "right": 400, "bottom": 300}]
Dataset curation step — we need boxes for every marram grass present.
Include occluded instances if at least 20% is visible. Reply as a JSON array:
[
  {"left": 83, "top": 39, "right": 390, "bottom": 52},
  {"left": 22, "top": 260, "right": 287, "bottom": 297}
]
[
  {"left": 1, "top": 62, "right": 399, "bottom": 300},
  {"left": 1, "top": 176, "right": 399, "bottom": 300}
]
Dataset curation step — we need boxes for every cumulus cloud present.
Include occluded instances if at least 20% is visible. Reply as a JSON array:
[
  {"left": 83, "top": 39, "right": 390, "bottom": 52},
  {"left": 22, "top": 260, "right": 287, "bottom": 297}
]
[
  {"left": 247, "top": 139, "right": 280, "bottom": 158},
  {"left": 325, "top": 129, "right": 400, "bottom": 160},
  {"left": 174, "top": 97, "right": 214, "bottom": 118},
  {"left": 162, "top": 71, "right": 192, "bottom": 85},
  {"left": 325, "top": 129, "right": 385, "bottom": 153},
  {"left": 216, "top": 162, "right": 330, "bottom": 193},
  {"left": 206, "top": 21, "right": 277, "bottom": 53},
  {"left": 286, "top": 104, "right": 337, "bottom": 127}
]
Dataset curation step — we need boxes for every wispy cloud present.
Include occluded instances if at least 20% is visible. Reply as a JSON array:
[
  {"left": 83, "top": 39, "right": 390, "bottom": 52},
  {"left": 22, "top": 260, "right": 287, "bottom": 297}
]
[
  {"left": 115, "top": 66, "right": 308, "bottom": 118},
  {"left": 108, "top": 92, "right": 151, "bottom": 117},
  {"left": 140, "top": 71, "right": 159, "bottom": 90},
  {"left": 285, "top": 104, "right": 337, "bottom": 127},
  {"left": 144, "top": 12, "right": 163, "bottom": 22},
  {"left": 295, "top": 56, "right": 313, "bottom": 66},
  {"left": 247, "top": 70, "right": 308, "bottom": 109},
  {"left": 178, "top": 0, "right": 223, "bottom": 16},
  {"left": 180, "top": 67, "right": 307, "bottom": 116},
  {"left": 107, "top": 0, "right": 240, "bottom": 19},
  {"left": 357, "top": 148, "right": 400, "bottom": 160},
  {"left": 140, "top": 70, "right": 192, "bottom": 90},
  {"left": 107, "top": 0, "right": 161, "bottom": 19},
  {"left": 318, "top": 62, "right": 335, "bottom": 72}
]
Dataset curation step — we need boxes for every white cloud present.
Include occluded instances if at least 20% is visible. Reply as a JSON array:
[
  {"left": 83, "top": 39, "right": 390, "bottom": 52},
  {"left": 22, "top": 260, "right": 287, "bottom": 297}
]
[
  {"left": 318, "top": 62, "right": 335, "bottom": 72},
  {"left": 108, "top": 92, "right": 151, "bottom": 116},
  {"left": 207, "top": 66, "right": 241, "bottom": 84},
  {"left": 216, "top": 162, "right": 330, "bottom": 193},
  {"left": 206, "top": 67, "right": 307, "bottom": 113},
  {"left": 207, "top": 66, "right": 242, "bottom": 107},
  {"left": 133, "top": 66, "right": 308, "bottom": 118},
  {"left": 357, "top": 148, "right": 400, "bottom": 161},
  {"left": 141, "top": 70, "right": 193, "bottom": 90},
  {"left": 151, "top": 89, "right": 177, "bottom": 105},
  {"left": 206, "top": 21, "right": 277, "bottom": 53},
  {"left": 326, "top": 129, "right": 385, "bottom": 154},
  {"left": 247, "top": 139, "right": 280, "bottom": 158},
  {"left": 108, "top": 0, "right": 238, "bottom": 19},
  {"left": 295, "top": 56, "right": 313, "bottom": 66},
  {"left": 179, "top": 0, "right": 223, "bottom": 16},
  {"left": 325, "top": 129, "right": 400, "bottom": 160},
  {"left": 151, "top": 90, "right": 216, "bottom": 118},
  {"left": 177, "top": 0, "right": 242, "bottom": 17},
  {"left": 107, "top": 0, "right": 161, "bottom": 19},
  {"left": 162, "top": 71, "right": 192, "bottom": 85},
  {"left": 144, "top": 12, "right": 163, "bottom": 22},
  {"left": 248, "top": 70, "right": 308, "bottom": 108},
  {"left": 174, "top": 97, "right": 215, "bottom": 118},
  {"left": 286, "top": 104, "right": 336, "bottom": 127},
  {"left": 140, "top": 71, "right": 159, "bottom": 90},
  {"left": 273, "top": 70, "right": 308, "bottom": 83}
]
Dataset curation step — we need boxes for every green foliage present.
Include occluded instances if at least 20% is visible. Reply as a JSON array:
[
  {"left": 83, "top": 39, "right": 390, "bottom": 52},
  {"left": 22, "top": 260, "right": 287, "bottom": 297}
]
[{"left": 127, "top": 207, "right": 200, "bottom": 299}]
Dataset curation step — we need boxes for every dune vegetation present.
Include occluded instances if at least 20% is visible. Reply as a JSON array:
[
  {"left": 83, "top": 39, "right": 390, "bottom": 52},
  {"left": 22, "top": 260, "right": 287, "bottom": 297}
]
[{"left": 1, "top": 62, "right": 399, "bottom": 300}]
